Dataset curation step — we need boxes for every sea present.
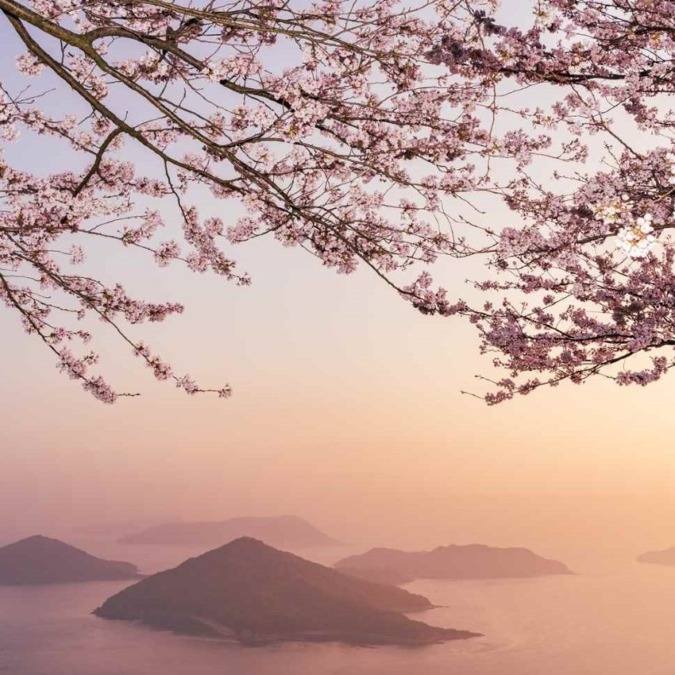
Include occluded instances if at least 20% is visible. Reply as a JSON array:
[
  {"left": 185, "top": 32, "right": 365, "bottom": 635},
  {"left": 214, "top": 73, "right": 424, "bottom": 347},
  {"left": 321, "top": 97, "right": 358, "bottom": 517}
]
[{"left": 2, "top": 538, "right": 675, "bottom": 675}]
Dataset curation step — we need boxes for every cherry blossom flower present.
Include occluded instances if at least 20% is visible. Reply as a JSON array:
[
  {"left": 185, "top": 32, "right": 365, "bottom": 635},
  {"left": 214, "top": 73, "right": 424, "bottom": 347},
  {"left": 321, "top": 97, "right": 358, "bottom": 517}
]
[
  {"left": 667, "top": 153, "right": 675, "bottom": 183},
  {"left": 616, "top": 216, "right": 657, "bottom": 258}
]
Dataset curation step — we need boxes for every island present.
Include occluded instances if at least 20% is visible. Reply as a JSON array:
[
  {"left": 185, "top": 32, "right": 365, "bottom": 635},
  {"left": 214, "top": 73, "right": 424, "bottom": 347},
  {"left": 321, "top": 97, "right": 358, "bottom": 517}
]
[
  {"left": 335, "top": 565, "right": 415, "bottom": 586},
  {"left": 335, "top": 543, "right": 571, "bottom": 584},
  {"left": 637, "top": 547, "right": 675, "bottom": 566},
  {"left": 119, "top": 515, "right": 338, "bottom": 549},
  {"left": 0, "top": 535, "right": 141, "bottom": 585},
  {"left": 94, "top": 537, "right": 480, "bottom": 646}
]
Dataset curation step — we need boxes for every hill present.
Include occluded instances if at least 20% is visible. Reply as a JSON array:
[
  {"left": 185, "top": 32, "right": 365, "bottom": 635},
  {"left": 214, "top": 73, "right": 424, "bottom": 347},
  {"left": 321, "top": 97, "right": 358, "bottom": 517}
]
[
  {"left": 94, "top": 537, "right": 479, "bottom": 645},
  {"left": 0, "top": 535, "right": 140, "bottom": 585},
  {"left": 637, "top": 548, "right": 675, "bottom": 566},
  {"left": 335, "top": 544, "right": 571, "bottom": 584},
  {"left": 119, "top": 515, "right": 338, "bottom": 549}
]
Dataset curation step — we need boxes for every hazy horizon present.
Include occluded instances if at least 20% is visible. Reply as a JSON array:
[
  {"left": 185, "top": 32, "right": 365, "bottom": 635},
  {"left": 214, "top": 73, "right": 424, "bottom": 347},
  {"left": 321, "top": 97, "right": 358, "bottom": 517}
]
[
  {"left": 3, "top": 218, "right": 675, "bottom": 571},
  {"left": 4, "top": 222, "right": 675, "bottom": 571},
  {"left": 3, "top": 231, "right": 675, "bottom": 572}
]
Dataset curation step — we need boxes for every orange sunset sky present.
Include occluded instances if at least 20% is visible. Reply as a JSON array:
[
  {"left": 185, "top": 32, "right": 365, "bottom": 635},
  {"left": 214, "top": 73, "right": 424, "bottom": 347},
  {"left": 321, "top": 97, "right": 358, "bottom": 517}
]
[{"left": 2, "top": 220, "right": 675, "bottom": 572}]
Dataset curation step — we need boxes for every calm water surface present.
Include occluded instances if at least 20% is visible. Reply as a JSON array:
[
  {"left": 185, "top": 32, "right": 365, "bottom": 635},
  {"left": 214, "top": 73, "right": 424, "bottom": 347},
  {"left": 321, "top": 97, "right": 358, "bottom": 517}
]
[{"left": 2, "top": 541, "right": 675, "bottom": 675}]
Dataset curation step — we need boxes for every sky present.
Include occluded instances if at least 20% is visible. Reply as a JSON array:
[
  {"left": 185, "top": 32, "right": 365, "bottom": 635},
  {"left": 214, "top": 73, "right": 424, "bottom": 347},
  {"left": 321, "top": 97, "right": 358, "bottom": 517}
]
[{"left": 2, "top": 1, "right": 675, "bottom": 573}]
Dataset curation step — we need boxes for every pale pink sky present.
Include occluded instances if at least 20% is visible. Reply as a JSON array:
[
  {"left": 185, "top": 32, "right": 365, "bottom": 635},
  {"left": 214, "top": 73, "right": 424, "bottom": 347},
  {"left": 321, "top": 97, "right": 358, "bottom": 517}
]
[{"left": 2, "top": 3, "right": 675, "bottom": 572}]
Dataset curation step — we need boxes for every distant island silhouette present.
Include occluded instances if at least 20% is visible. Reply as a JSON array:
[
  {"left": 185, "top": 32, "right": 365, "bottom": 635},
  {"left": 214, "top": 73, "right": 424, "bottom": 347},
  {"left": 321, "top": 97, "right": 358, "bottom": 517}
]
[
  {"left": 94, "top": 537, "right": 480, "bottom": 646},
  {"left": 335, "top": 544, "right": 571, "bottom": 584},
  {"left": 119, "top": 515, "right": 338, "bottom": 549},
  {"left": 637, "top": 548, "right": 675, "bottom": 566},
  {"left": 0, "top": 535, "right": 140, "bottom": 585}
]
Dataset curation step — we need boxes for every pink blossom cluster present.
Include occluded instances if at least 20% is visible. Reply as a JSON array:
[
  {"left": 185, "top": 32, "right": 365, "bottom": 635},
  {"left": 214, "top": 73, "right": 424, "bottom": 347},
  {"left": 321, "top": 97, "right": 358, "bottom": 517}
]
[
  {"left": 4, "top": 0, "right": 675, "bottom": 403},
  {"left": 1, "top": 0, "right": 503, "bottom": 400},
  {"left": 427, "top": 1, "right": 675, "bottom": 401}
]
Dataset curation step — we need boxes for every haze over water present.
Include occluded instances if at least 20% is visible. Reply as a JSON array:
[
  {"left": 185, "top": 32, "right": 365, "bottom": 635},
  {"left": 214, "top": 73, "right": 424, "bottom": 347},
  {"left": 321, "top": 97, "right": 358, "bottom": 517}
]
[
  {"left": 1, "top": 540, "right": 675, "bottom": 675},
  {"left": 3, "top": 210, "right": 675, "bottom": 673}
]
